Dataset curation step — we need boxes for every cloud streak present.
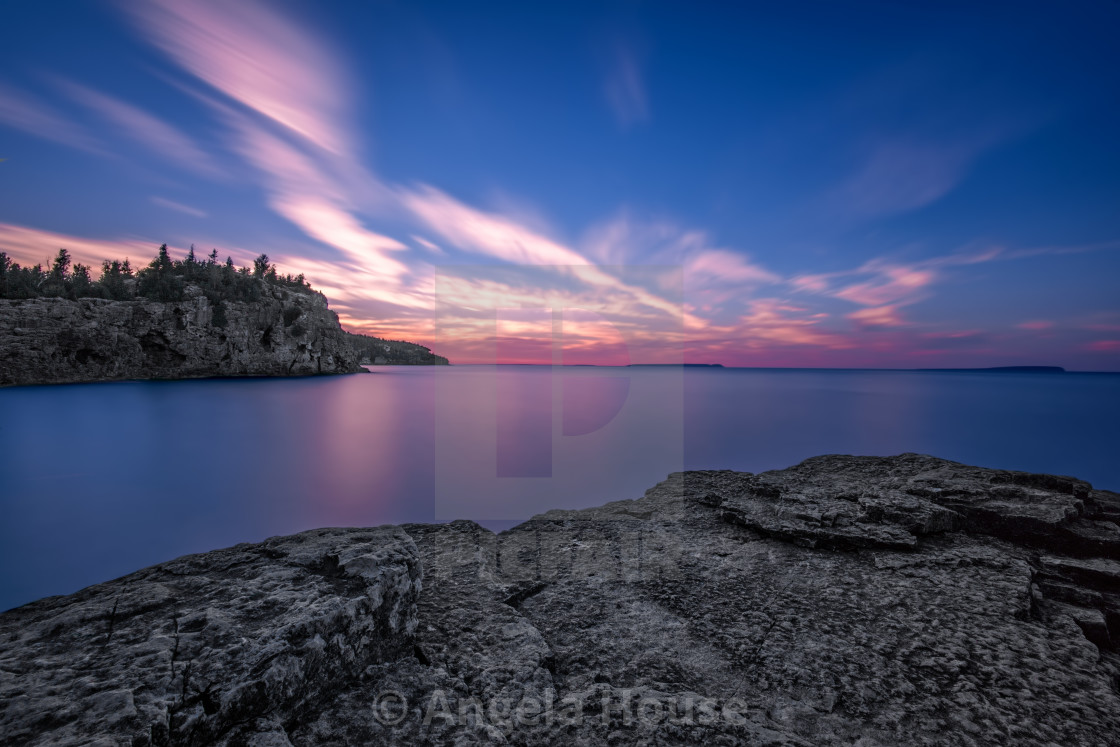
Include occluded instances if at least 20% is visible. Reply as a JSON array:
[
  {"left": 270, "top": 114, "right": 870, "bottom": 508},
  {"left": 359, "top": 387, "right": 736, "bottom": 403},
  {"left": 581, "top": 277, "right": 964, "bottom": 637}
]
[
  {"left": 0, "top": 84, "right": 104, "bottom": 154},
  {"left": 124, "top": 0, "right": 352, "bottom": 154},
  {"left": 603, "top": 44, "right": 649, "bottom": 130},
  {"left": 56, "top": 80, "right": 223, "bottom": 178},
  {"left": 150, "top": 197, "right": 207, "bottom": 218}
]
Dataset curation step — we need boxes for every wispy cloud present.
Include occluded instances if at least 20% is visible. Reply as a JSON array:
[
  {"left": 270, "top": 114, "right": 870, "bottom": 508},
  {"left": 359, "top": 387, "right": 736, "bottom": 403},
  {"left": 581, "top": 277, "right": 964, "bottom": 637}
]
[
  {"left": 411, "top": 235, "right": 445, "bottom": 255},
  {"left": 150, "top": 197, "right": 207, "bottom": 218},
  {"left": 0, "top": 83, "right": 104, "bottom": 154},
  {"left": 832, "top": 263, "right": 937, "bottom": 307},
  {"left": 56, "top": 80, "right": 223, "bottom": 178},
  {"left": 831, "top": 140, "right": 977, "bottom": 218},
  {"left": 792, "top": 247, "right": 1006, "bottom": 328},
  {"left": 124, "top": 0, "right": 352, "bottom": 154},
  {"left": 847, "top": 304, "right": 905, "bottom": 328},
  {"left": 737, "top": 299, "right": 849, "bottom": 348},
  {"left": 402, "top": 185, "right": 589, "bottom": 266},
  {"left": 686, "top": 249, "right": 780, "bottom": 287},
  {"left": 603, "top": 44, "right": 649, "bottom": 130}
]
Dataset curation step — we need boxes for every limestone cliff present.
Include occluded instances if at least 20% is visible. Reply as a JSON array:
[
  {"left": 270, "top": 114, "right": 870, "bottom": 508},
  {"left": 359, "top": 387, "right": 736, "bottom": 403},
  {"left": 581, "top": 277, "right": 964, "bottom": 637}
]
[
  {"left": 1, "top": 454, "right": 1118, "bottom": 745},
  {"left": 0, "top": 284, "right": 365, "bottom": 386}
]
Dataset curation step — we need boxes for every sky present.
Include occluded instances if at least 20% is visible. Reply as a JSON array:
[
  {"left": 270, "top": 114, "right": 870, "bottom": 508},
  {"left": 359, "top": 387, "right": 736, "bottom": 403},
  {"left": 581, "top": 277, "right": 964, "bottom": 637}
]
[{"left": 1, "top": 0, "right": 1118, "bottom": 369}]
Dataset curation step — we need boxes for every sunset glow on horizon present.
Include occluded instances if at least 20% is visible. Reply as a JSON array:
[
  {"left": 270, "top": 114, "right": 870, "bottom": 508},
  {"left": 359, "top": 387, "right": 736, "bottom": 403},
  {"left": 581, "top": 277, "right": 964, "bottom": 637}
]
[{"left": 2, "top": 1, "right": 1118, "bottom": 369}]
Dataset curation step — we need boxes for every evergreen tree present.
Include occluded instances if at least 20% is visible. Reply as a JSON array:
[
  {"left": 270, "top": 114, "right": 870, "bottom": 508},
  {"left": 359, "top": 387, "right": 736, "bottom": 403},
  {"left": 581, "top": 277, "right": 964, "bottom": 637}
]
[
  {"left": 253, "top": 253, "right": 270, "bottom": 278},
  {"left": 71, "top": 263, "right": 93, "bottom": 298},
  {"left": 50, "top": 248, "right": 71, "bottom": 281}
]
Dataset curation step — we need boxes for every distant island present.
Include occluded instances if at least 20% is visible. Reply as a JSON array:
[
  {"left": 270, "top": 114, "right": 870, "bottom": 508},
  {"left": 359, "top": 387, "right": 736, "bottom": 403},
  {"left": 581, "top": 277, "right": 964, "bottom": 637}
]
[
  {"left": 0, "top": 245, "right": 446, "bottom": 387},
  {"left": 916, "top": 366, "right": 1066, "bottom": 373},
  {"left": 627, "top": 363, "right": 725, "bottom": 368}
]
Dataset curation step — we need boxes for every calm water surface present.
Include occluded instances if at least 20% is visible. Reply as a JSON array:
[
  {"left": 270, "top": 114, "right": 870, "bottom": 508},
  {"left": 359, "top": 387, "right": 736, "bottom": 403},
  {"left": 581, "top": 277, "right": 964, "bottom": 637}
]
[{"left": 2, "top": 366, "right": 1118, "bottom": 610}]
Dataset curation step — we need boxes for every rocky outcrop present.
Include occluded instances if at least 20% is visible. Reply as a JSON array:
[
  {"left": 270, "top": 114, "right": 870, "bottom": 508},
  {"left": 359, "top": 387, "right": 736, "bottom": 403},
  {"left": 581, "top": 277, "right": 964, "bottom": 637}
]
[
  {"left": 0, "top": 527, "right": 421, "bottom": 746},
  {"left": 0, "top": 285, "right": 365, "bottom": 386},
  {"left": 2, "top": 454, "right": 1119, "bottom": 745},
  {"left": 345, "top": 332, "right": 450, "bottom": 366}
]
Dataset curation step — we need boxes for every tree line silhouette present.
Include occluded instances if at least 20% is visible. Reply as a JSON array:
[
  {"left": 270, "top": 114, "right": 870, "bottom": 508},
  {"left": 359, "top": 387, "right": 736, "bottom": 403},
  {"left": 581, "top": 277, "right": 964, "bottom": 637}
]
[{"left": 0, "top": 245, "right": 315, "bottom": 326}]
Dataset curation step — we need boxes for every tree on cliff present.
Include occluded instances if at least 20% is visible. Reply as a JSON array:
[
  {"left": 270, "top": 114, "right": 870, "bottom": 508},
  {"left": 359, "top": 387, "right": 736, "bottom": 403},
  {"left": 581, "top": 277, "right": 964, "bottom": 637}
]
[
  {"left": 0, "top": 243, "right": 314, "bottom": 304},
  {"left": 40, "top": 248, "right": 73, "bottom": 297},
  {"left": 50, "top": 248, "right": 71, "bottom": 281},
  {"left": 137, "top": 244, "right": 184, "bottom": 301},
  {"left": 99, "top": 259, "right": 133, "bottom": 300}
]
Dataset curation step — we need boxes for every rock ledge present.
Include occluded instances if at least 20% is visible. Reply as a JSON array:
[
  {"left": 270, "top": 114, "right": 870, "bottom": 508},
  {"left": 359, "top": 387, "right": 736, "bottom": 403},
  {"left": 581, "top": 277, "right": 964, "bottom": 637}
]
[{"left": 2, "top": 454, "right": 1118, "bottom": 745}]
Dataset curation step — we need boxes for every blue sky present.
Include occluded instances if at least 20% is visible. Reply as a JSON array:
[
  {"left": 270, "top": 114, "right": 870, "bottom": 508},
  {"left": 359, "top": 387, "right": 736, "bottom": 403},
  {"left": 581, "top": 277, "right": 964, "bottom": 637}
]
[{"left": 1, "top": 0, "right": 1118, "bottom": 368}]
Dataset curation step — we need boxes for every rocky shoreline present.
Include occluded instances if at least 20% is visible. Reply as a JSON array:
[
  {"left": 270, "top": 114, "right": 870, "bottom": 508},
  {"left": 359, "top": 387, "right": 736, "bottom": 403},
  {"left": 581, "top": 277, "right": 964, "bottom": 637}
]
[
  {"left": 0, "top": 289, "right": 444, "bottom": 387},
  {"left": 1, "top": 454, "right": 1118, "bottom": 745}
]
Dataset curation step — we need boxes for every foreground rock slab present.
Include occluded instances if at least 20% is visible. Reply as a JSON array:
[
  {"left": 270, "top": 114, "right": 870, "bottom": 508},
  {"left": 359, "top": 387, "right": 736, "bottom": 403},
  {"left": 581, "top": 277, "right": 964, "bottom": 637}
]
[{"left": 2, "top": 454, "right": 1118, "bottom": 745}]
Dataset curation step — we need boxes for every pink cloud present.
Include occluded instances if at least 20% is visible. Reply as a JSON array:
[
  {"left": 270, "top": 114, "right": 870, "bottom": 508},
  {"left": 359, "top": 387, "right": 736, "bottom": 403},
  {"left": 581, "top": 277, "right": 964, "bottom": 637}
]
[
  {"left": 686, "top": 249, "right": 780, "bottom": 287},
  {"left": 833, "top": 264, "right": 936, "bottom": 307},
  {"left": 1086, "top": 340, "right": 1120, "bottom": 352},
  {"left": 273, "top": 197, "right": 409, "bottom": 280},
  {"left": 402, "top": 186, "right": 588, "bottom": 266},
  {"left": 404, "top": 188, "right": 695, "bottom": 325},
  {"left": 793, "top": 248, "right": 1008, "bottom": 321},
  {"left": 733, "top": 299, "right": 851, "bottom": 349},
  {"left": 847, "top": 305, "right": 906, "bottom": 328},
  {"left": 411, "top": 235, "right": 445, "bottom": 255},
  {"left": 125, "top": 0, "right": 351, "bottom": 154},
  {"left": 789, "top": 274, "right": 831, "bottom": 293},
  {"left": 1018, "top": 320, "right": 1055, "bottom": 331}
]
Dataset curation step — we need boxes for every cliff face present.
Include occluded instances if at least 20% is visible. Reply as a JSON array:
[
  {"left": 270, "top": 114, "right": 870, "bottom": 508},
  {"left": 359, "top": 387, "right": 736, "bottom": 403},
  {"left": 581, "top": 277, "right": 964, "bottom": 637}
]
[
  {"left": 0, "top": 284, "right": 365, "bottom": 386},
  {"left": 1, "top": 455, "right": 1118, "bottom": 745}
]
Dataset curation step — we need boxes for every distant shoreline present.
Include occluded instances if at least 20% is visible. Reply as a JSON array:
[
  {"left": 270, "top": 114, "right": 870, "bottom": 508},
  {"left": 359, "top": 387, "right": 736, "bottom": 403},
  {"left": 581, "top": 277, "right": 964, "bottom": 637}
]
[{"left": 443, "top": 363, "right": 1119, "bottom": 373}]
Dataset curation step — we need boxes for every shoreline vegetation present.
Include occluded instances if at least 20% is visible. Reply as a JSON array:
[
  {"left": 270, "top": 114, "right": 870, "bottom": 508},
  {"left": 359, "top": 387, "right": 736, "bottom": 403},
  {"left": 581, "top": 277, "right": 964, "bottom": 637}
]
[{"left": 0, "top": 244, "right": 446, "bottom": 387}]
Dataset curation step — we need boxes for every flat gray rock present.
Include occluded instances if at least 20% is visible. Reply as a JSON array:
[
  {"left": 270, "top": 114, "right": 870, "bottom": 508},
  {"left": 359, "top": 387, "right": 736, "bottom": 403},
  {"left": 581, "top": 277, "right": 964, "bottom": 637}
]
[{"left": 2, "top": 454, "right": 1118, "bottom": 745}]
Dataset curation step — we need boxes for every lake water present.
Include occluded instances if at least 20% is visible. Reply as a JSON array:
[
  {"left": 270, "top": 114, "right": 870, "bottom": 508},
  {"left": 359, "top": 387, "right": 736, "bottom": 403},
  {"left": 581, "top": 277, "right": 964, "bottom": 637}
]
[{"left": 2, "top": 366, "right": 1118, "bottom": 611}]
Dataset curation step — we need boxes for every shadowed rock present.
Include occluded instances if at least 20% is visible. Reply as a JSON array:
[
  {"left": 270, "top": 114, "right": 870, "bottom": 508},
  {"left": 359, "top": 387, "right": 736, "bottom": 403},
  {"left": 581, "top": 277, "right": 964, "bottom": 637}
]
[
  {"left": 0, "top": 287, "right": 364, "bottom": 387},
  {"left": 2, "top": 454, "right": 1118, "bottom": 745}
]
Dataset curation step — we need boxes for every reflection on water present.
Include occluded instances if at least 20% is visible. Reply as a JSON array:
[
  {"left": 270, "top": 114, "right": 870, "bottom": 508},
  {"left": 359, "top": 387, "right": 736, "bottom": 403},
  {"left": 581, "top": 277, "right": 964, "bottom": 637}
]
[{"left": 1, "top": 366, "right": 1118, "bottom": 610}]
